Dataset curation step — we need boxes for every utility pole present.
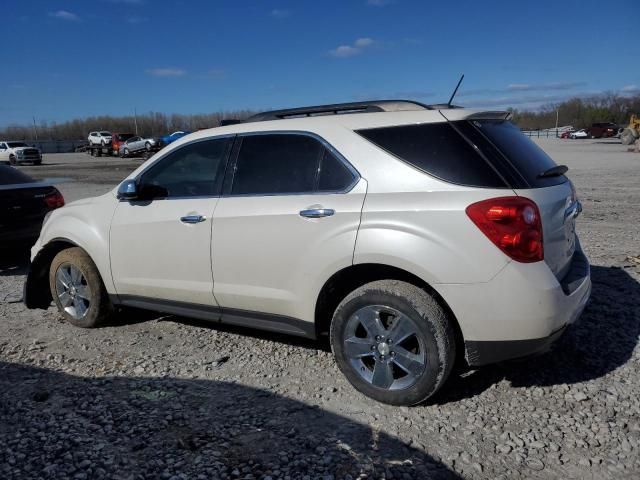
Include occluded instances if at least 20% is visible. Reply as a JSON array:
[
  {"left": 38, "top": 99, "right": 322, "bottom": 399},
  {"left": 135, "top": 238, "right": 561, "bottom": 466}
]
[
  {"left": 134, "top": 108, "right": 139, "bottom": 135},
  {"left": 32, "top": 116, "right": 39, "bottom": 141},
  {"left": 555, "top": 109, "right": 559, "bottom": 138}
]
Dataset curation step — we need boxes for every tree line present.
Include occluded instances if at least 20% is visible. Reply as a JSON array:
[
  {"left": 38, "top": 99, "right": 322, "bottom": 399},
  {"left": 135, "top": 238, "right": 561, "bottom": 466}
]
[
  {"left": 510, "top": 93, "right": 640, "bottom": 130},
  {"left": 0, "top": 110, "right": 256, "bottom": 142},
  {"left": 1, "top": 93, "right": 638, "bottom": 141}
]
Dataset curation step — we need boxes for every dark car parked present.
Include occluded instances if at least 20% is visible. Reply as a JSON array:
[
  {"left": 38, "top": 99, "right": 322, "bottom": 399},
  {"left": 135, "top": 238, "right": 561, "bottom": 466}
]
[
  {"left": 589, "top": 122, "right": 619, "bottom": 139},
  {"left": 0, "top": 166, "right": 65, "bottom": 253}
]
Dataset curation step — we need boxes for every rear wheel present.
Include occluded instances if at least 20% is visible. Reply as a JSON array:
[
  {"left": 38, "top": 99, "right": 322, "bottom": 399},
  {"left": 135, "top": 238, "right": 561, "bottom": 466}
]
[
  {"left": 123, "top": 148, "right": 129, "bottom": 157},
  {"left": 49, "top": 247, "right": 113, "bottom": 328},
  {"left": 330, "top": 280, "right": 456, "bottom": 406},
  {"left": 9, "top": 154, "right": 17, "bottom": 165}
]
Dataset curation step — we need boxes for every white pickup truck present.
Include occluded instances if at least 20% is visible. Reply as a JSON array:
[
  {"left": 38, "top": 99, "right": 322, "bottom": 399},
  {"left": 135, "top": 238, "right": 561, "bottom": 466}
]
[{"left": 0, "top": 141, "right": 42, "bottom": 165}]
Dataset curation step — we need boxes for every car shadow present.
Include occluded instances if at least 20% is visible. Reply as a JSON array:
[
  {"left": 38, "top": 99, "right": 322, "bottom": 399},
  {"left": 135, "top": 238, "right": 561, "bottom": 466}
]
[
  {"left": 0, "top": 361, "right": 460, "bottom": 479},
  {"left": 432, "top": 265, "right": 640, "bottom": 404}
]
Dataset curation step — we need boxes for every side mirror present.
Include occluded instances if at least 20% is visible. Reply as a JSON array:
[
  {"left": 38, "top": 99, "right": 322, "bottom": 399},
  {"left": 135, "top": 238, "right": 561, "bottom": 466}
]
[{"left": 117, "top": 179, "right": 138, "bottom": 200}]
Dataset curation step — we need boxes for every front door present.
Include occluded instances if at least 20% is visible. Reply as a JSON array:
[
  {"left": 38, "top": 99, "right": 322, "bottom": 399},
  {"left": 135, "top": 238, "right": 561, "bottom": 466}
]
[{"left": 110, "top": 136, "right": 232, "bottom": 306}]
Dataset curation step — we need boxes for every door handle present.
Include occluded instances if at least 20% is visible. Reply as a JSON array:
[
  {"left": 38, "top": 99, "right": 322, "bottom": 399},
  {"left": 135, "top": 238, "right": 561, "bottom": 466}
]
[
  {"left": 180, "top": 215, "right": 206, "bottom": 224},
  {"left": 299, "top": 208, "right": 335, "bottom": 219}
]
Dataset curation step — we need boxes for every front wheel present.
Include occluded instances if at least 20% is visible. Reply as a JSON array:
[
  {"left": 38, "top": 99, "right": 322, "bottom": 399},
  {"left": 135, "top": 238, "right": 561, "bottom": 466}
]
[
  {"left": 330, "top": 280, "right": 456, "bottom": 406},
  {"left": 9, "top": 155, "right": 17, "bottom": 165},
  {"left": 49, "top": 247, "right": 113, "bottom": 328},
  {"left": 145, "top": 142, "right": 152, "bottom": 152}
]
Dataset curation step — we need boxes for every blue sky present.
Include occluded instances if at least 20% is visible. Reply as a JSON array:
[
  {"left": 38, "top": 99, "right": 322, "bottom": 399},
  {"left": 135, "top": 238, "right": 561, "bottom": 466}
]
[{"left": 1, "top": 0, "right": 638, "bottom": 127}]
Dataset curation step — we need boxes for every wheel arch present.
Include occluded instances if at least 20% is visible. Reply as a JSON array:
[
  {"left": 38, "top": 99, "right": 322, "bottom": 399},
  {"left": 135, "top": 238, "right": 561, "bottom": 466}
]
[
  {"left": 24, "top": 238, "right": 108, "bottom": 310},
  {"left": 314, "top": 263, "right": 465, "bottom": 363}
]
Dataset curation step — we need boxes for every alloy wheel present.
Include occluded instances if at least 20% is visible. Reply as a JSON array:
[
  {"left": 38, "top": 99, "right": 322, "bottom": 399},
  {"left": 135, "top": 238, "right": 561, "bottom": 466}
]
[
  {"left": 343, "top": 305, "right": 426, "bottom": 390},
  {"left": 55, "top": 263, "right": 92, "bottom": 320}
]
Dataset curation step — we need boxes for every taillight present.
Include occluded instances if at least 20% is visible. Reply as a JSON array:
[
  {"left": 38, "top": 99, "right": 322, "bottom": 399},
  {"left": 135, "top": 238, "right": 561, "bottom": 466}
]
[
  {"left": 45, "top": 188, "right": 65, "bottom": 209},
  {"left": 466, "top": 196, "right": 543, "bottom": 263}
]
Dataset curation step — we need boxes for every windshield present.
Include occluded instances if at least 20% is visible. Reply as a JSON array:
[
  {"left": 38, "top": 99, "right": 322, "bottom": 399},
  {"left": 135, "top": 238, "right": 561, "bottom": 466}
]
[
  {"left": 116, "top": 134, "right": 135, "bottom": 141},
  {"left": 6, "top": 142, "right": 28, "bottom": 148},
  {"left": 468, "top": 119, "right": 567, "bottom": 188}
]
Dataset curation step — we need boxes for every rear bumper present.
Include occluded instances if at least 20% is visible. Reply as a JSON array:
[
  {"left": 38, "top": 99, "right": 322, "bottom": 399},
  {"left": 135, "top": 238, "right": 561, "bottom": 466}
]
[{"left": 437, "top": 240, "right": 591, "bottom": 366}]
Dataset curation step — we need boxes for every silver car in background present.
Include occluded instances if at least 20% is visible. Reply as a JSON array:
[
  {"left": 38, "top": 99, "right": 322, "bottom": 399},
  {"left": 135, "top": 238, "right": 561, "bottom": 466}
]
[{"left": 118, "top": 136, "right": 158, "bottom": 157}]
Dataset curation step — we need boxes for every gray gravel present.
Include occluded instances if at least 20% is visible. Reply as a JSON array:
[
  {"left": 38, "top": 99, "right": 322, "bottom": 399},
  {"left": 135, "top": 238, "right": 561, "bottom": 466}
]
[{"left": 1, "top": 140, "right": 640, "bottom": 479}]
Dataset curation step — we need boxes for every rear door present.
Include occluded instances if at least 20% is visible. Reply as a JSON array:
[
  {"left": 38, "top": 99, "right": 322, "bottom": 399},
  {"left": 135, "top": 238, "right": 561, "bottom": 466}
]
[{"left": 211, "top": 132, "right": 365, "bottom": 327}]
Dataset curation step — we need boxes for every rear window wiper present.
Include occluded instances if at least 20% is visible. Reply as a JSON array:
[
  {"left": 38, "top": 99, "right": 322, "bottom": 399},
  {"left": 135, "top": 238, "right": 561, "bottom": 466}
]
[{"left": 538, "top": 165, "right": 568, "bottom": 178}]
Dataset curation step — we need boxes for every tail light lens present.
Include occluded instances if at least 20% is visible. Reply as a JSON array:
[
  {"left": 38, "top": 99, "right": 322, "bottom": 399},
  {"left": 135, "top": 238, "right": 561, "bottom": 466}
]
[
  {"left": 44, "top": 188, "right": 65, "bottom": 209},
  {"left": 466, "top": 196, "right": 543, "bottom": 263}
]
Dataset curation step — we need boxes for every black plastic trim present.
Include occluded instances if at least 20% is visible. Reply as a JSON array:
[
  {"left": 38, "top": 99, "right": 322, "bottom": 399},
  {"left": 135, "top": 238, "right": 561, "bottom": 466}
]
[
  {"left": 114, "top": 295, "right": 316, "bottom": 339},
  {"left": 465, "top": 325, "right": 567, "bottom": 367}
]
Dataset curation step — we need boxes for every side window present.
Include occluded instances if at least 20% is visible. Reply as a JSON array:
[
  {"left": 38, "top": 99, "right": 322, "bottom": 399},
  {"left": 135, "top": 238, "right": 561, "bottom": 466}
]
[
  {"left": 140, "top": 137, "right": 231, "bottom": 198},
  {"left": 318, "top": 149, "right": 356, "bottom": 192},
  {"left": 231, "top": 134, "right": 322, "bottom": 195}
]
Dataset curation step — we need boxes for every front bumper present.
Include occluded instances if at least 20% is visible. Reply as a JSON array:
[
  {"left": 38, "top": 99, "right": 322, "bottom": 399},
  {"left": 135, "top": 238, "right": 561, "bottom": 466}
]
[{"left": 437, "top": 241, "right": 591, "bottom": 367}]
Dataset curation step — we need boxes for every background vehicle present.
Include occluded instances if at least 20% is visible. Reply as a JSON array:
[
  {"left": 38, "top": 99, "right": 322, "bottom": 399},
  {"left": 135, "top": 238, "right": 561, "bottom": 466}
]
[
  {"left": 620, "top": 114, "right": 640, "bottom": 145},
  {"left": 569, "top": 129, "right": 589, "bottom": 139},
  {"left": 111, "top": 133, "right": 135, "bottom": 156},
  {"left": 560, "top": 128, "right": 575, "bottom": 139},
  {"left": 25, "top": 100, "right": 590, "bottom": 406},
  {"left": 588, "top": 122, "right": 618, "bottom": 139},
  {"left": 158, "top": 131, "right": 190, "bottom": 147},
  {"left": 0, "top": 141, "right": 42, "bottom": 165},
  {"left": 0, "top": 165, "right": 64, "bottom": 253},
  {"left": 88, "top": 131, "right": 113, "bottom": 146},
  {"left": 119, "top": 136, "right": 158, "bottom": 157}
]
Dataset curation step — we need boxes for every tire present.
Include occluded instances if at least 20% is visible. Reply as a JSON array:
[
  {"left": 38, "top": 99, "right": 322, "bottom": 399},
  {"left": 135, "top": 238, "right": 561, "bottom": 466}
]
[
  {"left": 49, "top": 247, "right": 113, "bottom": 328},
  {"left": 33, "top": 160, "right": 41, "bottom": 166},
  {"left": 9, "top": 155, "right": 17, "bottom": 166},
  {"left": 330, "top": 280, "right": 456, "bottom": 406},
  {"left": 123, "top": 148, "right": 129, "bottom": 158},
  {"left": 145, "top": 142, "right": 152, "bottom": 152}
]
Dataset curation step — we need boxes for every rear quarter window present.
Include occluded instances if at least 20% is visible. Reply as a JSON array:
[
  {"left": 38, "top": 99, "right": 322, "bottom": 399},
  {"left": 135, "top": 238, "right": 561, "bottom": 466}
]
[{"left": 357, "top": 122, "right": 507, "bottom": 188}]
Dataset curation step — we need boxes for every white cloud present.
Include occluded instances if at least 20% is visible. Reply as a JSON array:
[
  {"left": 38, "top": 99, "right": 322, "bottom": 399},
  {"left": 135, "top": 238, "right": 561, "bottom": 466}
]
[
  {"left": 354, "top": 37, "right": 374, "bottom": 47},
  {"left": 146, "top": 68, "right": 187, "bottom": 77},
  {"left": 329, "top": 38, "right": 376, "bottom": 58},
  {"left": 622, "top": 84, "right": 639, "bottom": 92},
  {"left": 271, "top": 9, "right": 291, "bottom": 19},
  {"left": 49, "top": 10, "right": 80, "bottom": 22}
]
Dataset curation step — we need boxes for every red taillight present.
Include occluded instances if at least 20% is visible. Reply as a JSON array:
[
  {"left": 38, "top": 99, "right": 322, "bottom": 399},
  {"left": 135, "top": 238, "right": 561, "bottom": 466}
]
[
  {"left": 466, "top": 196, "right": 543, "bottom": 263},
  {"left": 45, "top": 189, "right": 65, "bottom": 209}
]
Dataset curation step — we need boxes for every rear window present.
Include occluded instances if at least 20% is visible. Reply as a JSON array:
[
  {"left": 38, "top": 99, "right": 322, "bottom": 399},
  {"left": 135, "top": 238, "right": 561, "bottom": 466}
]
[
  {"left": 467, "top": 120, "right": 566, "bottom": 188},
  {"left": 357, "top": 123, "right": 507, "bottom": 188},
  {"left": 0, "top": 165, "right": 35, "bottom": 185}
]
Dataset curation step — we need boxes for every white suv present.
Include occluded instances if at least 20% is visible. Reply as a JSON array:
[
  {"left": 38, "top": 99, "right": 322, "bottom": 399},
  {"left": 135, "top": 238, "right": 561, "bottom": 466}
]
[
  {"left": 88, "top": 131, "right": 113, "bottom": 146},
  {"left": 25, "top": 101, "right": 591, "bottom": 405}
]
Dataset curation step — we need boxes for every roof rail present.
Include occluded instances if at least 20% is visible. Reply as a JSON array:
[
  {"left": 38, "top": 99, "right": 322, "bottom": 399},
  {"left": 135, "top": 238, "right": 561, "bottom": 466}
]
[{"left": 245, "top": 99, "right": 432, "bottom": 123}]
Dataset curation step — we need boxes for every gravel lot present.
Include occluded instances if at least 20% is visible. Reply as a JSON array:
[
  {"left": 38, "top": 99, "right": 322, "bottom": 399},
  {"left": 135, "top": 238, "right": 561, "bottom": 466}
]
[{"left": 1, "top": 140, "right": 639, "bottom": 479}]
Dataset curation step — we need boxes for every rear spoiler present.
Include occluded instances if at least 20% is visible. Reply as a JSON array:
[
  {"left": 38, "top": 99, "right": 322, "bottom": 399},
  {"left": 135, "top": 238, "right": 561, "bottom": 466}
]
[{"left": 439, "top": 109, "right": 512, "bottom": 122}]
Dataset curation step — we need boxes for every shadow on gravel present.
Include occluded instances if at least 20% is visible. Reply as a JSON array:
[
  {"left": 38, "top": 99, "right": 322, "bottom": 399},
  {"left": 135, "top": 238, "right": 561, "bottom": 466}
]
[
  {"left": 0, "top": 362, "right": 459, "bottom": 479},
  {"left": 434, "top": 265, "right": 640, "bottom": 404}
]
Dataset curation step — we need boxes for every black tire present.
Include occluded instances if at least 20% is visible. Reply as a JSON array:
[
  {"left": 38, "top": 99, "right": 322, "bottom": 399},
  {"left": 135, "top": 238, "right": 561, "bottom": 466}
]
[
  {"left": 123, "top": 148, "right": 129, "bottom": 158},
  {"left": 49, "top": 247, "right": 113, "bottom": 328},
  {"left": 33, "top": 160, "right": 42, "bottom": 166},
  {"left": 330, "top": 280, "right": 456, "bottom": 406},
  {"left": 145, "top": 142, "right": 152, "bottom": 152},
  {"left": 9, "top": 154, "right": 17, "bottom": 166}
]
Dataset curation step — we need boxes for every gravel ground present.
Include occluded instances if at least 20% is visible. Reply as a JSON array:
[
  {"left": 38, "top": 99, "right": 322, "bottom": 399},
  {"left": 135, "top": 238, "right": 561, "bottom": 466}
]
[{"left": 1, "top": 140, "right": 639, "bottom": 479}]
